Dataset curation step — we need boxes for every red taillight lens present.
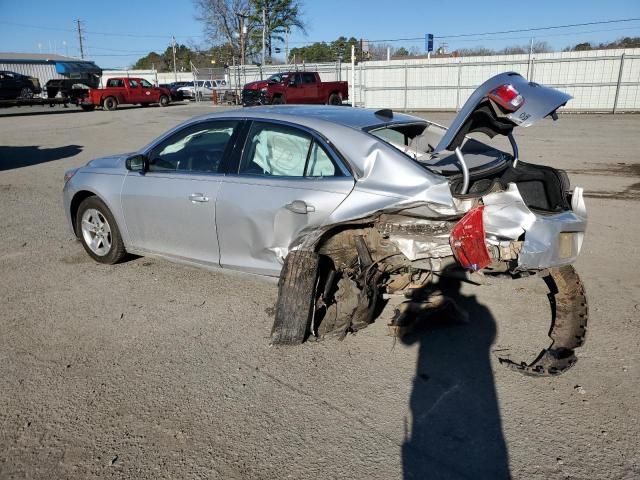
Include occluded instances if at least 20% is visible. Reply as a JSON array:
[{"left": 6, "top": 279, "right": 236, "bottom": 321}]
[
  {"left": 449, "top": 206, "right": 491, "bottom": 271},
  {"left": 488, "top": 84, "right": 524, "bottom": 112}
]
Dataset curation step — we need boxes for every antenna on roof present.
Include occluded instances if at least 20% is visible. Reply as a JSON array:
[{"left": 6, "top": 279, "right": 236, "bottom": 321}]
[{"left": 374, "top": 108, "right": 393, "bottom": 120}]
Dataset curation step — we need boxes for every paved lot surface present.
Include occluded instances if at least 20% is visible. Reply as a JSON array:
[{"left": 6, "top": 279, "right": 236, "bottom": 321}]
[{"left": 1, "top": 102, "right": 639, "bottom": 479}]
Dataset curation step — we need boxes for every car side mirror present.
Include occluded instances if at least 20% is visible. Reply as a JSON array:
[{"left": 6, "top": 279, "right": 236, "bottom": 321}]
[{"left": 126, "top": 154, "right": 149, "bottom": 173}]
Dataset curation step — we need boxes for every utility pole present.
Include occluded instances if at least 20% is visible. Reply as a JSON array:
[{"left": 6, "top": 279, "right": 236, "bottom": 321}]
[
  {"left": 172, "top": 36, "right": 177, "bottom": 83},
  {"left": 236, "top": 12, "right": 248, "bottom": 66},
  {"left": 285, "top": 29, "right": 289, "bottom": 64},
  {"left": 76, "top": 20, "right": 85, "bottom": 59},
  {"left": 262, "top": 8, "right": 266, "bottom": 66}
]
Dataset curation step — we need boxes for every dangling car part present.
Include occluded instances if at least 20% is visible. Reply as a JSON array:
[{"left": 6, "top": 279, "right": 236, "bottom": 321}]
[{"left": 63, "top": 72, "right": 588, "bottom": 377}]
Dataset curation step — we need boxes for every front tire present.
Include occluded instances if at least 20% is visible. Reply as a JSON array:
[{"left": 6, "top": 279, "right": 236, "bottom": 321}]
[
  {"left": 159, "top": 95, "right": 170, "bottom": 107},
  {"left": 271, "top": 96, "right": 284, "bottom": 105},
  {"left": 19, "top": 87, "right": 34, "bottom": 99},
  {"left": 76, "top": 196, "right": 126, "bottom": 264},
  {"left": 103, "top": 96, "right": 118, "bottom": 111}
]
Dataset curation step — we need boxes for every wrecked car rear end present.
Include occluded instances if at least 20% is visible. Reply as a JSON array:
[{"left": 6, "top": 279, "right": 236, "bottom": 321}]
[{"left": 271, "top": 73, "right": 587, "bottom": 376}]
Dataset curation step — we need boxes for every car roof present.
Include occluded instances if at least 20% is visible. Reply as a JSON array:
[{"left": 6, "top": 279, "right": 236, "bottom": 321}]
[{"left": 194, "top": 105, "right": 425, "bottom": 131}]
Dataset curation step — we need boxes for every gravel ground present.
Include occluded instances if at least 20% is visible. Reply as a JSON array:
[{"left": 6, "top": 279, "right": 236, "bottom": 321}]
[{"left": 0, "top": 102, "right": 639, "bottom": 479}]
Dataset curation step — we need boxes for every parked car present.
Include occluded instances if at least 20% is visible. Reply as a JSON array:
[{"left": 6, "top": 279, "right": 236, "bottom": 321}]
[
  {"left": 80, "top": 77, "right": 171, "bottom": 111},
  {"left": 0, "top": 70, "right": 42, "bottom": 99},
  {"left": 160, "top": 81, "right": 191, "bottom": 101},
  {"left": 63, "top": 73, "right": 587, "bottom": 376},
  {"left": 242, "top": 71, "right": 348, "bottom": 106},
  {"left": 179, "top": 79, "right": 227, "bottom": 99}
]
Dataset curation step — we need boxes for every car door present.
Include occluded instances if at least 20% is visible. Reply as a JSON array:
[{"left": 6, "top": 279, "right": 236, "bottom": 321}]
[
  {"left": 216, "top": 120, "right": 355, "bottom": 276},
  {"left": 285, "top": 73, "right": 304, "bottom": 103},
  {"left": 126, "top": 78, "right": 144, "bottom": 103},
  {"left": 0, "top": 72, "right": 19, "bottom": 99},
  {"left": 120, "top": 120, "right": 241, "bottom": 265},
  {"left": 301, "top": 72, "right": 318, "bottom": 103},
  {"left": 139, "top": 78, "right": 158, "bottom": 102}
]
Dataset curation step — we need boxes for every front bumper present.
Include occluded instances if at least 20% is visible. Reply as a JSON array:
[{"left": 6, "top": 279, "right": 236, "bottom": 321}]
[{"left": 242, "top": 89, "right": 268, "bottom": 106}]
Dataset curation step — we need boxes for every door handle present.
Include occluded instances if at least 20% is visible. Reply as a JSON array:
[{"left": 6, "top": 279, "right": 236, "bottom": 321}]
[
  {"left": 189, "top": 193, "right": 209, "bottom": 203},
  {"left": 285, "top": 200, "right": 315, "bottom": 214}
]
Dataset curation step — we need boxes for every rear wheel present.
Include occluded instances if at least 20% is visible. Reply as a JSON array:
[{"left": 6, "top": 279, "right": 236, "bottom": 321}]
[
  {"left": 159, "top": 95, "right": 170, "bottom": 107},
  {"left": 271, "top": 251, "right": 320, "bottom": 345},
  {"left": 103, "top": 96, "right": 118, "bottom": 111},
  {"left": 76, "top": 196, "right": 127, "bottom": 264},
  {"left": 328, "top": 93, "right": 341, "bottom": 105},
  {"left": 19, "top": 87, "right": 34, "bottom": 99}
]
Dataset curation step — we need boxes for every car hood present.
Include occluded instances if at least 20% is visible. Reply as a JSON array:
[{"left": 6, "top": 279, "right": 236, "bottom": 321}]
[
  {"left": 435, "top": 72, "right": 572, "bottom": 152},
  {"left": 85, "top": 153, "right": 131, "bottom": 170},
  {"left": 244, "top": 80, "right": 268, "bottom": 91}
]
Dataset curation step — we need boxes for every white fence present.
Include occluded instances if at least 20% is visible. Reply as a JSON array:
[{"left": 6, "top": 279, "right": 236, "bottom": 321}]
[
  {"left": 226, "top": 48, "right": 640, "bottom": 113},
  {"left": 101, "top": 48, "right": 640, "bottom": 112}
]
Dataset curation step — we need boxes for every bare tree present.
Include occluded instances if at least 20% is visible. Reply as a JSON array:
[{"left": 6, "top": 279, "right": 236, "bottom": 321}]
[{"left": 193, "top": 0, "right": 252, "bottom": 58}]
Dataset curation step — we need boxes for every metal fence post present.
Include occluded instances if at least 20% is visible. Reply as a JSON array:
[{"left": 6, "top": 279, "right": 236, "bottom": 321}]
[
  {"left": 456, "top": 61, "right": 462, "bottom": 111},
  {"left": 404, "top": 63, "right": 408, "bottom": 112},
  {"left": 613, "top": 53, "right": 626, "bottom": 114}
]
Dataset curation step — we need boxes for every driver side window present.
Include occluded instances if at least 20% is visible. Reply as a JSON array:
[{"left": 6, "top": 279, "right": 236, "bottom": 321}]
[{"left": 149, "top": 121, "right": 239, "bottom": 173}]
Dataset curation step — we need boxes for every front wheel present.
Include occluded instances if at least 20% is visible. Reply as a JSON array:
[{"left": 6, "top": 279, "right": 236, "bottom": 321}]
[
  {"left": 271, "top": 96, "right": 284, "bottom": 105},
  {"left": 76, "top": 196, "right": 127, "bottom": 264},
  {"left": 159, "top": 95, "right": 170, "bottom": 107}
]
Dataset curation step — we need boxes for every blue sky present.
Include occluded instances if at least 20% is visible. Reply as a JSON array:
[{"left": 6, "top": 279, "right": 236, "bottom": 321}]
[{"left": 0, "top": 0, "right": 639, "bottom": 68}]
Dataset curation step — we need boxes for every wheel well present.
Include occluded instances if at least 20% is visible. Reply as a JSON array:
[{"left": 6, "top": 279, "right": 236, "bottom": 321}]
[{"left": 69, "top": 190, "right": 96, "bottom": 235}]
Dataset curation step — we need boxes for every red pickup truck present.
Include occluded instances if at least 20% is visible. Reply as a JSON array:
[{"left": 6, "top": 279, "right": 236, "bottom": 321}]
[
  {"left": 81, "top": 77, "right": 171, "bottom": 111},
  {"left": 242, "top": 72, "right": 348, "bottom": 107}
]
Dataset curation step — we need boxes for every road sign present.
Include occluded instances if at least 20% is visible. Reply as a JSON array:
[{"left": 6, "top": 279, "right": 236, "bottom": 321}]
[{"left": 425, "top": 34, "right": 434, "bottom": 52}]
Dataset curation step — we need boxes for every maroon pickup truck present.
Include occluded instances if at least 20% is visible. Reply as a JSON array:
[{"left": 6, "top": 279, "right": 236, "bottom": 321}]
[
  {"left": 242, "top": 72, "right": 348, "bottom": 107},
  {"left": 81, "top": 77, "right": 171, "bottom": 111}
]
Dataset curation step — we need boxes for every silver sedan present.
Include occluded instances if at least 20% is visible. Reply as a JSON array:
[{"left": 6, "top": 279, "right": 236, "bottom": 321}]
[{"left": 63, "top": 73, "right": 588, "bottom": 375}]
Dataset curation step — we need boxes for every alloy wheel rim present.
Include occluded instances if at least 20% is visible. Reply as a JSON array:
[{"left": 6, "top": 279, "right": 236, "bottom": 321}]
[{"left": 81, "top": 209, "right": 112, "bottom": 256}]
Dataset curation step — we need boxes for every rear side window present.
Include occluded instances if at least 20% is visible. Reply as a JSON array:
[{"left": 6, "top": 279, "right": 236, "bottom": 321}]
[
  {"left": 106, "top": 79, "right": 124, "bottom": 87},
  {"left": 149, "top": 120, "right": 239, "bottom": 173},
  {"left": 239, "top": 122, "right": 339, "bottom": 177},
  {"left": 302, "top": 73, "right": 316, "bottom": 84}
]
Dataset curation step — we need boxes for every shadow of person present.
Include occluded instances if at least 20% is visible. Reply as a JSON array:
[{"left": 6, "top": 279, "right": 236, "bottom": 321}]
[{"left": 400, "top": 273, "right": 511, "bottom": 480}]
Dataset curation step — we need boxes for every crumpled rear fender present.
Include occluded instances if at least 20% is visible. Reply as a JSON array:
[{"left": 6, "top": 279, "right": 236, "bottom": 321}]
[{"left": 483, "top": 183, "right": 587, "bottom": 270}]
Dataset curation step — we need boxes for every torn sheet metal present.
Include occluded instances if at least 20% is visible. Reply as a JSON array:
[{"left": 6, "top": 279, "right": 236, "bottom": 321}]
[{"left": 482, "top": 183, "right": 587, "bottom": 270}]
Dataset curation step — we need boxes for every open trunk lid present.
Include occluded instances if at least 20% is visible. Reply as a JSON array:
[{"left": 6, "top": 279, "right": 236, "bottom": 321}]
[{"left": 435, "top": 72, "right": 571, "bottom": 153}]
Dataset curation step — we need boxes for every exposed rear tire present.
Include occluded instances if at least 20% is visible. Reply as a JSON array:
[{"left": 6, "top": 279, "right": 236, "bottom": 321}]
[
  {"left": 103, "top": 96, "right": 118, "bottom": 111},
  {"left": 19, "top": 87, "right": 34, "bottom": 99},
  {"left": 75, "top": 196, "right": 127, "bottom": 265},
  {"left": 159, "top": 95, "right": 170, "bottom": 107},
  {"left": 328, "top": 93, "right": 341, "bottom": 105},
  {"left": 271, "top": 250, "right": 320, "bottom": 345}
]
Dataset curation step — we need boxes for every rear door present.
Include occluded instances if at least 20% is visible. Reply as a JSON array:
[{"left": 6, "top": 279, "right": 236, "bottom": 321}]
[
  {"left": 125, "top": 78, "right": 144, "bottom": 103},
  {"left": 216, "top": 120, "right": 354, "bottom": 276},
  {"left": 120, "top": 120, "right": 241, "bottom": 265}
]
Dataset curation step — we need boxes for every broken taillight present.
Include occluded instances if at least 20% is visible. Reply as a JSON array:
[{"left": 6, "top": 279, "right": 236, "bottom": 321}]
[
  {"left": 488, "top": 84, "right": 525, "bottom": 112},
  {"left": 449, "top": 206, "right": 492, "bottom": 271}
]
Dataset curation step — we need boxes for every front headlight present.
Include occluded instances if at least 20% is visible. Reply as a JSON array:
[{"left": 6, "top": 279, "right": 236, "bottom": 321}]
[{"left": 260, "top": 87, "right": 268, "bottom": 92}]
